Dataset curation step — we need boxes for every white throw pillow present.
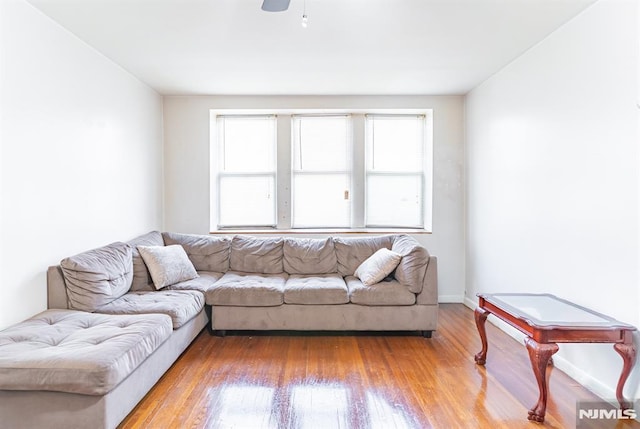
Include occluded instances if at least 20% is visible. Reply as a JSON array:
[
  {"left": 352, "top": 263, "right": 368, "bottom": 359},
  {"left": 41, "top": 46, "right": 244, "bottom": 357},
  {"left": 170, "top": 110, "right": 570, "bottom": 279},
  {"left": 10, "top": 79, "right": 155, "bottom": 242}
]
[
  {"left": 137, "top": 245, "right": 198, "bottom": 290},
  {"left": 354, "top": 248, "right": 402, "bottom": 286}
]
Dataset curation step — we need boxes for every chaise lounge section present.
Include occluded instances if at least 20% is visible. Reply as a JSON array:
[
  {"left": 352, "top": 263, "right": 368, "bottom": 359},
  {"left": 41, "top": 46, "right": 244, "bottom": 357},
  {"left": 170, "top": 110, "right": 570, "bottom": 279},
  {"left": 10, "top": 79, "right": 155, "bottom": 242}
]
[{"left": 0, "top": 310, "right": 199, "bottom": 429}]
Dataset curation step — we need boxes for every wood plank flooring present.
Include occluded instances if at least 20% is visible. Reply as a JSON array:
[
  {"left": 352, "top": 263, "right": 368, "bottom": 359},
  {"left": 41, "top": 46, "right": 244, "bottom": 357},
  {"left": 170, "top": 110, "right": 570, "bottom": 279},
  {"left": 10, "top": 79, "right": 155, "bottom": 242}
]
[{"left": 119, "top": 304, "right": 639, "bottom": 428}]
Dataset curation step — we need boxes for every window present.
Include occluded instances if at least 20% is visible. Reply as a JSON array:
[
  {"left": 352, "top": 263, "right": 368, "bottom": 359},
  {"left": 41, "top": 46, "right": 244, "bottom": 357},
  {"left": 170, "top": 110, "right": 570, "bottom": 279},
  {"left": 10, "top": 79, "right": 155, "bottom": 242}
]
[
  {"left": 215, "top": 115, "right": 276, "bottom": 228},
  {"left": 365, "top": 115, "right": 426, "bottom": 228},
  {"left": 211, "top": 111, "right": 432, "bottom": 231},
  {"left": 292, "top": 116, "right": 351, "bottom": 228}
]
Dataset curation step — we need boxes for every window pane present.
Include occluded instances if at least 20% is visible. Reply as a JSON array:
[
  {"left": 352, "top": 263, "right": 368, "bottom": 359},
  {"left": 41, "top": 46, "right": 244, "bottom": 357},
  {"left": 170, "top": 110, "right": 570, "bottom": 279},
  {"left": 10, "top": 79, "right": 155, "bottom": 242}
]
[
  {"left": 293, "top": 116, "right": 350, "bottom": 171},
  {"left": 215, "top": 115, "right": 277, "bottom": 229},
  {"left": 367, "top": 116, "right": 423, "bottom": 172},
  {"left": 219, "top": 116, "right": 275, "bottom": 172},
  {"left": 219, "top": 175, "right": 275, "bottom": 226},
  {"left": 293, "top": 174, "right": 350, "bottom": 228},
  {"left": 366, "top": 174, "right": 423, "bottom": 227},
  {"left": 365, "top": 115, "right": 427, "bottom": 228}
]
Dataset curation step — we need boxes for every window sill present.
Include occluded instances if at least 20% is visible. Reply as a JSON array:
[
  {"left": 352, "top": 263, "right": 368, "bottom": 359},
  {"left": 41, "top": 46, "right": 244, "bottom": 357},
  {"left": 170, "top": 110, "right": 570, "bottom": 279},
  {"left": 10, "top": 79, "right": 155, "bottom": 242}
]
[{"left": 209, "top": 228, "right": 431, "bottom": 235}]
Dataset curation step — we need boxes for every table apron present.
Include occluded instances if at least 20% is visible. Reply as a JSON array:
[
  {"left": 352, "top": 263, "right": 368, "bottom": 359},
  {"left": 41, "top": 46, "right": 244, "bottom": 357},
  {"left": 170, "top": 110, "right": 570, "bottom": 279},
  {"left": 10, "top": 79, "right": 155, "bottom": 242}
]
[
  {"left": 479, "top": 301, "right": 632, "bottom": 345},
  {"left": 535, "top": 329, "right": 628, "bottom": 344}
]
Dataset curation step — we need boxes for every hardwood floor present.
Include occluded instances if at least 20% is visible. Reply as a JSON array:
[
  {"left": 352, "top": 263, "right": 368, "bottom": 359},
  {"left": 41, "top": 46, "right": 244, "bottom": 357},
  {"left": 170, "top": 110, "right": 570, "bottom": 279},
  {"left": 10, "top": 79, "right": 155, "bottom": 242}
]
[{"left": 119, "top": 304, "right": 639, "bottom": 428}]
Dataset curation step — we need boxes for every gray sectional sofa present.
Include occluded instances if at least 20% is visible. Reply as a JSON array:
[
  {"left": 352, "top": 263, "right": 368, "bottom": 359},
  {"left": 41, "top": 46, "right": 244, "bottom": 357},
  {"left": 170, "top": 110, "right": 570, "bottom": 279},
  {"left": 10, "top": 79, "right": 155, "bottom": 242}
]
[{"left": 0, "top": 231, "right": 438, "bottom": 429}]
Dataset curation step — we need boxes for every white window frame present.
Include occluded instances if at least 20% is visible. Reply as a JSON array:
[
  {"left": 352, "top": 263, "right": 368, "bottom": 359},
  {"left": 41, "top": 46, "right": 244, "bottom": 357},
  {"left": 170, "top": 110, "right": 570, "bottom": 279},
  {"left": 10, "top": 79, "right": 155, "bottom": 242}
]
[
  {"left": 214, "top": 114, "right": 277, "bottom": 229},
  {"left": 291, "top": 114, "right": 353, "bottom": 228},
  {"left": 364, "top": 114, "right": 427, "bottom": 229},
  {"left": 210, "top": 109, "right": 433, "bottom": 232}
]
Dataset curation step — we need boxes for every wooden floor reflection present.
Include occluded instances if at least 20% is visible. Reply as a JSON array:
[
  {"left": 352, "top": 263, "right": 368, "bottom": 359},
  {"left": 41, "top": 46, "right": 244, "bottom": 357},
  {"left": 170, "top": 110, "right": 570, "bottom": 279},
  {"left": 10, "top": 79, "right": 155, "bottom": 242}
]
[{"left": 119, "top": 304, "right": 640, "bottom": 429}]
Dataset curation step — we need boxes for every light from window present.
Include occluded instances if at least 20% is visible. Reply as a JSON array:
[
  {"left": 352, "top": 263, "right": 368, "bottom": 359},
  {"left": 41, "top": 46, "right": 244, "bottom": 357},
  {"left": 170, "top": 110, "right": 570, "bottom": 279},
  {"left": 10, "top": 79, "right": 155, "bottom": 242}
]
[
  {"left": 216, "top": 116, "right": 276, "bottom": 227},
  {"left": 292, "top": 116, "right": 352, "bottom": 228},
  {"left": 365, "top": 115, "right": 425, "bottom": 228}
]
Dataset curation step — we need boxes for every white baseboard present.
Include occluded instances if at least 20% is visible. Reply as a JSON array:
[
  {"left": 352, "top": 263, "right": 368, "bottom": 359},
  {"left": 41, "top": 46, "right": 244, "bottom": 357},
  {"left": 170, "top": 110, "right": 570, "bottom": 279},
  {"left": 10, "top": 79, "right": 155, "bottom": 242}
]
[
  {"left": 463, "top": 296, "right": 476, "bottom": 309},
  {"left": 438, "top": 295, "right": 465, "bottom": 303}
]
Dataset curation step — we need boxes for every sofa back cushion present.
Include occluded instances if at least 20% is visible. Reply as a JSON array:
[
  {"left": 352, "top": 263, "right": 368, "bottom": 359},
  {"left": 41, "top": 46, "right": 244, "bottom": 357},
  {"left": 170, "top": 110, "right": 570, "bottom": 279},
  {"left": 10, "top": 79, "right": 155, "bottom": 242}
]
[
  {"left": 60, "top": 242, "right": 133, "bottom": 312},
  {"left": 127, "top": 231, "right": 164, "bottom": 291},
  {"left": 230, "top": 235, "right": 284, "bottom": 274},
  {"left": 334, "top": 235, "right": 396, "bottom": 277},
  {"left": 392, "top": 235, "right": 430, "bottom": 294},
  {"left": 162, "top": 232, "right": 230, "bottom": 272},
  {"left": 283, "top": 237, "right": 337, "bottom": 274}
]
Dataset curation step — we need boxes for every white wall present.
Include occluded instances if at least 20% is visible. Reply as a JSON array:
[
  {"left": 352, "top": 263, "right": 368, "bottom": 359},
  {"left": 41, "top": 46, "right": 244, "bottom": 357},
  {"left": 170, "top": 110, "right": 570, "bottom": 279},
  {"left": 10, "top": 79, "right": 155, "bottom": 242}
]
[
  {"left": 163, "top": 95, "right": 465, "bottom": 302},
  {"left": 0, "top": 0, "right": 164, "bottom": 330},
  {"left": 466, "top": 0, "right": 639, "bottom": 403}
]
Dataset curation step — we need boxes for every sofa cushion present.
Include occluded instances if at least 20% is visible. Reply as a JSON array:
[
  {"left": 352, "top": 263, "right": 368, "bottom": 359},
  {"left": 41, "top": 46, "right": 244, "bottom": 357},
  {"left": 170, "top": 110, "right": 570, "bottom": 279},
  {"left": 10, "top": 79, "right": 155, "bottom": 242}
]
[
  {"left": 284, "top": 274, "right": 349, "bottom": 305},
  {"left": 167, "top": 271, "right": 224, "bottom": 294},
  {"left": 60, "top": 242, "right": 133, "bottom": 312},
  {"left": 392, "top": 235, "right": 430, "bottom": 294},
  {"left": 0, "top": 309, "right": 172, "bottom": 395},
  {"left": 334, "top": 235, "right": 396, "bottom": 277},
  {"left": 206, "top": 271, "right": 287, "bottom": 306},
  {"left": 127, "top": 231, "right": 164, "bottom": 292},
  {"left": 162, "top": 232, "right": 231, "bottom": 272},
  {"left": 230, "top": 235, "right": 284, "bottom": 274},
  {"left": 137, "top": 245, "right": 198, "bottom": 290},
  {"left": 354, "top": 248, "right": 402, "bottom": 286},
  {"left": 96, "top": 290, "right": 204, "bottom": 329},
  {"left": 346, "top": 276, "right": 416, "bottom": 306},
  {"left": 283, "top": 237, "right": 337, "bottom": 274}
]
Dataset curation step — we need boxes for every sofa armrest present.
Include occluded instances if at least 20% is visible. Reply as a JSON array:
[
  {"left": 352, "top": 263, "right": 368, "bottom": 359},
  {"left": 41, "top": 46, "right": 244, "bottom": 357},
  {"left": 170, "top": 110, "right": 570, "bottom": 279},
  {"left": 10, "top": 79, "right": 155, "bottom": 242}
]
[
  {"left": 416, "top": 256, "right": 438, "bottom": 305},
  {"left": 47, "top": 266, "right": 69, "bottom": 309}
]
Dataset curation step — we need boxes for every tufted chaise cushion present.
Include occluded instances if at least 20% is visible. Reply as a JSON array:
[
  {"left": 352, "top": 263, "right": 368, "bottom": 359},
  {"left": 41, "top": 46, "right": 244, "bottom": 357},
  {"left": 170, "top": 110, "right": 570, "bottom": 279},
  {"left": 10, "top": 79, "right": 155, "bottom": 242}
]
[
  {"left": 60, "top": 242, "right": 133, "bottom": 312},
  {"left": 0, "top": 310, "right": 172, "bottom": 395},
  {"left": 96, "top": 290, "right": 204, "bottom": 329}
]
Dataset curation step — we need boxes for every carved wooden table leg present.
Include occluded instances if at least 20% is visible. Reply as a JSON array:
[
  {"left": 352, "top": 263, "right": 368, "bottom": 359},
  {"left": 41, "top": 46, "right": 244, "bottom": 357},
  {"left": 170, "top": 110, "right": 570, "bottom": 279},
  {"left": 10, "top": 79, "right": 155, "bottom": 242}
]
[
  {"left": 474, "top": 308, "right": 490, "bottom": 365},
  {"left": 524, "top": 337, "right": 559, "bottom": 423},
  {"left": 613, "top": 339, "right": 637, "bottom": 410}
]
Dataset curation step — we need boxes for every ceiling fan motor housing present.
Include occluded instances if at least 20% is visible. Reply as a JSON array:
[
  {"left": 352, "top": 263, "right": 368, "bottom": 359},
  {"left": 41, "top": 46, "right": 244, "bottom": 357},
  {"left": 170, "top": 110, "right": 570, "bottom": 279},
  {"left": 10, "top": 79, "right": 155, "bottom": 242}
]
[{"left": 261, "top": 0, "right": 291, "bottom": 12}]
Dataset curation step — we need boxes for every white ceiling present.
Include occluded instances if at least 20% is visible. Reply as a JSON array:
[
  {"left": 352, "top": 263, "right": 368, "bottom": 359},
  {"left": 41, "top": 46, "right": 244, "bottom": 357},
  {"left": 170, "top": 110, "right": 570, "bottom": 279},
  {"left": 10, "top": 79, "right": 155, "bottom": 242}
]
[{"left": 27, "top": 0, "right": 597, "bottom": 96}]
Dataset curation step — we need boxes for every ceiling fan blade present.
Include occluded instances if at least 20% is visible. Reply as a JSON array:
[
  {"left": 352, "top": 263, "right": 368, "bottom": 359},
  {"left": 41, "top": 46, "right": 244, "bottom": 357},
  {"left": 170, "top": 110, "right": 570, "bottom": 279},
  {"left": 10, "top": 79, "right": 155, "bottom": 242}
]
[{"left": 261, "top": 0, "right": 291, "bottom": 12}]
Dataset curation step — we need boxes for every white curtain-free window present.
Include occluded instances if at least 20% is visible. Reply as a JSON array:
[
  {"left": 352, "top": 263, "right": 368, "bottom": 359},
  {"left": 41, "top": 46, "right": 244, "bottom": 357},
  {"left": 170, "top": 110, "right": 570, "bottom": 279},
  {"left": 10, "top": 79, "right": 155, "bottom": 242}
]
[
  {"left": 211, "top": 111, "right": 432, "bottom": 231},
  {"left": 216, "top": 115, "right": 277, "bottom": 228},
  {"left": 291, "top": 115, "right": 352, "bottom": 228},
  {"left": 365, "top": 115, "right": 426, "bottom": 228}
]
